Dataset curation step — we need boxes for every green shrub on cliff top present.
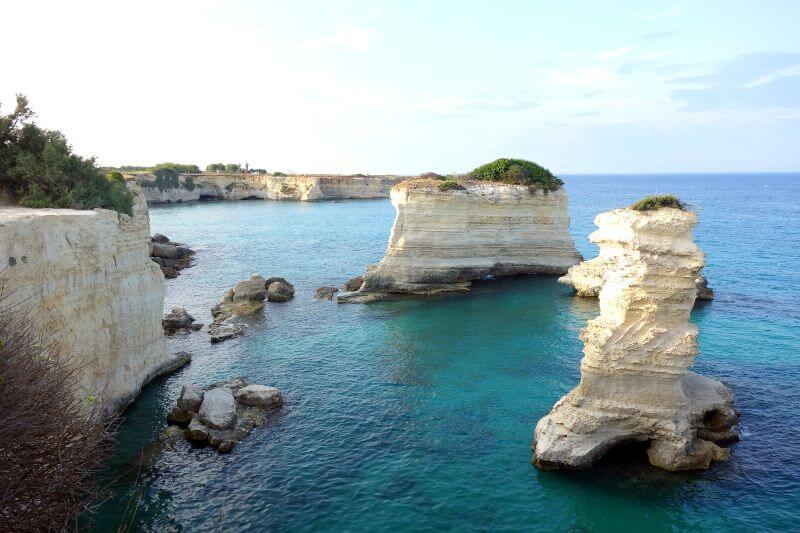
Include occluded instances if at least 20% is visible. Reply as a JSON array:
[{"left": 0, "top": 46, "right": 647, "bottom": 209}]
[
  {"left": 438, "top": 180, "right": 465, "bottom": 192},
  {"left": 469, "top": 158, "right": 563, "bottom": 191},
  {"left": 630, "top": 194, "right": 686, "bottom": 211},
  {"left": 0, "top": 95, "right": 133, "bottom": 215}
]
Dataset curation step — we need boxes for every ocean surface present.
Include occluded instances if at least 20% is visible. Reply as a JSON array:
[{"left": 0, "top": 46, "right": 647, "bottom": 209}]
[{"left": 90, "top": 174, "right": 800, "bottom": 532}]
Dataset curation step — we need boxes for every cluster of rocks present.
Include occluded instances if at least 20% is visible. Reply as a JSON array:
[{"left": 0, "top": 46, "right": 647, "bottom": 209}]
[
  {"left": 166, "top": 377, "right": 283, "bottom": 453},
  {"left": 209, "top": 274, "right": 295, "bottom": 343},
  {"left": 162, "top": 307, "right": 203, "bottom": 335},
  {"left": 314, "top": 275, "right": 364, "bottom": 300},
  {"left": 150, "top": 234, "right": 195, "bottom": 278}
]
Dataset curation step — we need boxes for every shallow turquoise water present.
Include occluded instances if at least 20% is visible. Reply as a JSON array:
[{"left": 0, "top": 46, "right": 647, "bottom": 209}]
[{"left": 92, "top": 174, "right": 800, "bottom": 531}]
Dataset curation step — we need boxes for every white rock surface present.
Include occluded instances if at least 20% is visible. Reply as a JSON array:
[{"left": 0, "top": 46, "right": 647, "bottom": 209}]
[
  {"left": 341, "top": 180, "right": 581, "bottom": 301},
  {"left": 532, "top": 207, "right": 738, "bottom": 471},
  {"left": 0, "top": 185, "right": 167, "bottom": 413},
  {"left": 177, "top": 384, "right": 205, "bottom": 412},
  {"left": 198, "top": 387, "right": 237, "bottom": 429},
  {"left": 131, "top": 173, "right": 405, "bottom": 204},
  {"left": 234, "top": 385, "right": 283, "bottom": 409}
]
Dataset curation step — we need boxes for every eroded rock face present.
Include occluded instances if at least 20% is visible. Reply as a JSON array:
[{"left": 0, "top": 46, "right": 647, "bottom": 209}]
[
  {"left": 532, "top": 207, "right": 738, "bottom": 471},
  {"left": 559, "top": 254, "right": 715, "bottom": 301},
  {"left": 132, "top": 173, "right": 406, "bottom": 204},
  {"left": 339, "top": 180, "right": 581, "bottom": 302},
  {"left": 0, "top": 185, "right": 167, "bottom": 413},
  {"left": 344, "top": 276, "right": 364, "bottom": 292}
]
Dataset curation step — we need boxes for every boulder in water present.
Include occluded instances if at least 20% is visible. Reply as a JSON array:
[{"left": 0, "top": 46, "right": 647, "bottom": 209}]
[
  {"left": 267, "top": 280, "right": 295, "bottom": 302},
  {"left": 198, "top": 387, "right": 237, "bottom": 430}
]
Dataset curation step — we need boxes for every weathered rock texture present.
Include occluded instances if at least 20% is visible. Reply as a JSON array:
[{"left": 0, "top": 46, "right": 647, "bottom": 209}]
[
  {"left": 559, "top": 254, "right": 715, "bottom": 301},
  {"left": 532, "top": 207, "right": 738, "bottom": 471},
  {"left": 130, "top": 172, "right": 405, "bottom": 204},
  {"left": 150, "top": 234, "right": 194, "bottom": 278},
  {"left": 340, "top": 180, "right": 581, "bottom": 301},
  {"left": 0, "top": 186, "right": 168, "bottom": 413}
]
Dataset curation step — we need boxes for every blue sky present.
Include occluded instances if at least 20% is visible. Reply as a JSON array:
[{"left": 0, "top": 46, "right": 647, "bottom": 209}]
[{"left": 1, "top": 0, "right": 799, "bottom": 173}]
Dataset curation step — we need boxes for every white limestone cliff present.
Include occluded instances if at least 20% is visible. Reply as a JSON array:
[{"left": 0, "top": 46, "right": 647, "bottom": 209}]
[
  {"left": 532, "top": 207, "right": 738, "bottom": 471},
  {"left": 132, "top": 173, "right": 404, "bottom": 204},
  {"left": 0, "top": 186, "right": 170, "bottom": 413},
  {"left": 340, "top": 179, "right": 581, "bottom": 302}
]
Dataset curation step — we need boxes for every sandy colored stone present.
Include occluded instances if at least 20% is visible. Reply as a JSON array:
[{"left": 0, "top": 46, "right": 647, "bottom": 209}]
[
  {"left": 0, "top": 185, "right": 167, "bottom": 413},
  {"left": 532, "top": 207, "right": 738, "bottom": 471},
  {"left": 340, "top": 180, "right": 581, "bottom": 301}
]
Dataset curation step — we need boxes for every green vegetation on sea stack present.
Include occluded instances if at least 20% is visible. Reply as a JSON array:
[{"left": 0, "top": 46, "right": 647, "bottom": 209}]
[
  {"left": 630, "top": 194, "right": 686, "bottom": 211},
  {"left": 0, "top": 95, "right": 134, "bottom": 215},
  {"left": 469, "top": 158, "right": 563, "bottom": 190},
  {"left": 438, "top": 180, "right": 465, "bottom": 191}
]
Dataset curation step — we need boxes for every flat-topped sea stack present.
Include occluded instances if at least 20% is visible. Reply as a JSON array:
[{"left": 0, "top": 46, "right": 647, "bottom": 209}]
[
  {"left": 339, "top": 160, "right": 582, "bottom": 302},
  {"left": 532, "top": 200, "right": 738, "bottom": 471},
  {"left": 129, "top": 172, "right": 405, "bottom": 204}
]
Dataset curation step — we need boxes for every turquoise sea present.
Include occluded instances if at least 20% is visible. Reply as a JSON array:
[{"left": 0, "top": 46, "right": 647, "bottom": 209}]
[{"left": 91, "top": 174, "right": 800, "bottom": 532}]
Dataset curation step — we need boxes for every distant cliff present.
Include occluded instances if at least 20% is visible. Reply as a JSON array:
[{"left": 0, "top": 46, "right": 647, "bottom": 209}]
[
  {"left": 0, "top": 186, "right": 171, "bottom": 413},
  {"left": 340, "top": 179, "right": 581, "bottom": 301},
  {"left": 128, "top": 172, "right": 406, "bottom": 203}
]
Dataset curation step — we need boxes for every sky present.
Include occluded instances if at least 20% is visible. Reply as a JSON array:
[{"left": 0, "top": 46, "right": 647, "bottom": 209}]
[{"left": 2, "top": 0, "right": 799, "bottom": 174}]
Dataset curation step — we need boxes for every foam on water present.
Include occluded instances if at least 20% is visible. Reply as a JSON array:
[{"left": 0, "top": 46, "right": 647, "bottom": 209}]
[{"left": 91, "top": 174, "right": 800, "bottom": 531}]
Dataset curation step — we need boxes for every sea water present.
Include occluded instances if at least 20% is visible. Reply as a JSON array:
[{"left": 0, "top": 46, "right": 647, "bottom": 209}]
[{"left": 90, "top": 174, "right": 800, "bottom": 531}]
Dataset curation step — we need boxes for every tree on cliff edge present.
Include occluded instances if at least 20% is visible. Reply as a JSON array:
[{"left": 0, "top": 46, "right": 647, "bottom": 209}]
[{"left": 0, "top": 94, "right": 133, "bottom": 214}]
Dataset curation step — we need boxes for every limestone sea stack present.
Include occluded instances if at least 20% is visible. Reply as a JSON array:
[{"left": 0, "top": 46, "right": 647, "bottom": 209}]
[
  {"left": 532, "top": 206, "right": 738, "bottom": 471},
  {"left": 339, "top": 178, "right": 581, "bottom": 302}
]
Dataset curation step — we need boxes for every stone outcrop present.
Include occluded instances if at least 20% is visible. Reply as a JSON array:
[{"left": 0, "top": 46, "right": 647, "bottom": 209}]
[
  {"left": 150, "top": 234, "right": 194, "bottom": 278},
  {"left": 211, "top": 274, "right": 268, "bottom": 324},
  {"left": 0, "top": 185, "right": 169, "bottom": 413},
  {"left": 532, "top": 207, "right": 738, "bottom": 471},
  {"left": 340, "top": 179, "right": 581, "bottom": 302},
  {"left": 344, "top": 276, "right": 364, "bottom": 292},
  {"left": 166, "top": 377, "right": 284, "bottom": 453},
  {"left": 162, "top": 307, "right": 202, "bottom": 335},
  {"left": 315, "top": 286, "right": 339, "bottom": 300},
  {"left": 267, "top": 280, "right": 294, "bottom": 302},
  {"left": 559, "top": 255, "right": 715, "bottom": 302},
  {"left": 130, "top": 172, "right": 405, "bottom": 204}
]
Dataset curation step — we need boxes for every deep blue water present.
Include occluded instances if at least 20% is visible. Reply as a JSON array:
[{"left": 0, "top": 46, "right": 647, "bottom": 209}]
[{"left": 91, "top": 174, "right": 800, "bottom": 532}]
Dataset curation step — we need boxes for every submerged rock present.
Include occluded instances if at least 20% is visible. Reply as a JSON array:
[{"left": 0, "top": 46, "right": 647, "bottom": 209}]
[
  {"left": 267, "top": 280, "right": 295, "bottom": 302},
  {"left": 532, "top": 207, "right": 738, "bottom": 472},
  {"left": 315, "top": 286, "right": 339, "bottom": 300},
  {"left": 208, "top": 323, "right": 245, "bottom": 344},
  {"left": 339, "top": 179, "right": 581, "bottom": 302}
]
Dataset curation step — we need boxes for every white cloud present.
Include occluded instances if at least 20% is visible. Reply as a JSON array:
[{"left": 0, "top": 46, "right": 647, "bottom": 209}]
[
  {"left": 302, "top": 24, "right": 375, "bottom": 52},
  {"left": 741, "top": 64, "right": 800, "bottom": 88},
  {"left": 598, "top": 46, "right": 636, "bottom": 60}
]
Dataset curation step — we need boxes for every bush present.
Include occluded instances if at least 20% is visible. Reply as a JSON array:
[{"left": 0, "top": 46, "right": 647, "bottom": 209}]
[
  {"left": 469, "top": 158, "right": 563, "bottom": 190},
  {"left": 0, "top": 292, "right": 115, "bottom": 530},
  {"left": 272, "top": 171, "right": 287, "bottom": 177},
  {"left": 206, "top": 163, "right": 225, "bottom": 172},
  {"left": 438, "top": 180, "right": 465, "bottom": 192},
  {"left": 630, "top": 194, "right": 686, "bottom": 211},
  {"left": 224, "top": 163, "right": 240, "bottom": 173},
  {"left": 151, "top": 162, "right": 200, "bottom": 174},
  {"left": 0, "top": 95, "right": 134, "bottom": 215},
  {"left": 419, "top": 172, "right": 446, "bottom": 181}
]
